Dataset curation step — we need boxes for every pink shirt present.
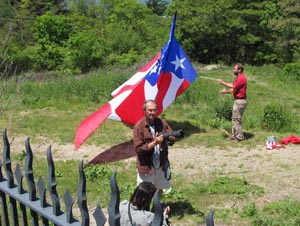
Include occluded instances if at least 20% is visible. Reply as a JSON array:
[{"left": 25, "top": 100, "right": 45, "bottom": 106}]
[{"left": 233, "top": 73, "right": 247, "bottom": 99}]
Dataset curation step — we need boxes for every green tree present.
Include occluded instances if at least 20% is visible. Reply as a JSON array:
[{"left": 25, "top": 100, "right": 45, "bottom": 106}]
[
  {"left": 272, "top": 0, "right": 300, "bottom": 63},
  {"left": 66, "top": 0, "right": 100, "bottom": 17},
  {"left": 32, "top": 13, "right": 72, "bottom": 71},
  {"left": 6, "top": 0, "right": 300, "bottom": 75},
  {"left": 0, "top": 0, "right": 15, "bottom": 25},
  {"left": 20, "top": 0, "right": 67, "bottom": 15},
  {"left": 145, "top": 0, "right": 169, "bottom": 16},
  {"left": 233, "top": 0, "right": 281, "bottom": 64},
  {"left": 0, "top": 0, "right": 36, "bottom": 75},
  {"left": 0, "top": 0, "right": 14, "bottom": 77},
  {"left": 103, "top": 0, "right": 168, "bottom": 65},
  {"left": 167, "top": 0, "right": 280, "bottom": 65},
  {"left": 63, "top": 31, "right": 108, "bottom": 73},
  {"left": 62, "top": 14, "right": 109, "bottom": 73}
]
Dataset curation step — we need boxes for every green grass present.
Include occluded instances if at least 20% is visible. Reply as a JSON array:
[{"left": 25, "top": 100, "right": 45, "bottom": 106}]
[
  {"left": 1, "top": 64, "right": 300, "bottom": 225},
  {"left": 243, "top": 199, "right": 300, "bottom": 226}
]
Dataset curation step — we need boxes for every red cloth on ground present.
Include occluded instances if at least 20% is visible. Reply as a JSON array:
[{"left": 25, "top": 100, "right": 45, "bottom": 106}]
[
  {"left": 265, "top": 144, "right": 285, "bottom": 150},
  {"left": 279, "top": 135, "right": 300, "bottom": 145}
]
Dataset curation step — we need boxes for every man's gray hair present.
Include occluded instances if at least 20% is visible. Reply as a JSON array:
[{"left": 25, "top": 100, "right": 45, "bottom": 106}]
[{"left": 143, "top": 99, "right": 157, "bottom": 111}]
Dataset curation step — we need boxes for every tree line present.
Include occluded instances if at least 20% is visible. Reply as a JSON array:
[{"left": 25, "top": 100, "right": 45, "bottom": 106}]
[{"left": 0, "top": 0, "right": 299, "bottom": 76}]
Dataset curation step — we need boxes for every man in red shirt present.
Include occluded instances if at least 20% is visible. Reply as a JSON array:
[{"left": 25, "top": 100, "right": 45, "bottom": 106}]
[{"left": 216, "top": 63, "right": 248, "bottom": 141}]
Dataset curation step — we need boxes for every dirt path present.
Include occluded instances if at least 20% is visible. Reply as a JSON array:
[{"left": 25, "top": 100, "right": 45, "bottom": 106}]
[
  {"left": 169, "top": 144, "right": 300, "bottom": 203},
  {"left": 1, "top": 135, "right": 300, "bottom": 225},
  {"left": 4, "top": 135, "right": 300, "bottom": 202}
]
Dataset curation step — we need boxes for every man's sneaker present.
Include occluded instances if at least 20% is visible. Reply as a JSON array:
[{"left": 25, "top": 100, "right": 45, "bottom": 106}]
[
  {"left": 227, "top": 137, "right": 238, "bottom": 142},
  {"left": 228, "top": 137, "right": 245, "bottom": 142}
]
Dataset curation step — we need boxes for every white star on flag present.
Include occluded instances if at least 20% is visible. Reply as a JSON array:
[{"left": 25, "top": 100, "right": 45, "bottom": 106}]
[
  {"left": 150, "top": 62, "right": 159, "bottom": 74},
  {"left": 171, "top": 55, "right": 186, "bottom": 71}
]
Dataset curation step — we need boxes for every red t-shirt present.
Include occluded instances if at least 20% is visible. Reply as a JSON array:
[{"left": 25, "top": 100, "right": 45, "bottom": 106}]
[{"left": 233, "top": 73, "right": 247, "bottom": 99}]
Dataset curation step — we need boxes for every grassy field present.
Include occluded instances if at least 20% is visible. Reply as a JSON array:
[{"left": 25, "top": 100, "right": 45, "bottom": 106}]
[{"left": 1, "top": 64, "right": 300, "bottom": 225}]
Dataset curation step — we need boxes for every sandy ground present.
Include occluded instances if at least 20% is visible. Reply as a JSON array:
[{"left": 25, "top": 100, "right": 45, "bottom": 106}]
[{"left": 1, "top": 135, "right": 300, "bottom": 225}]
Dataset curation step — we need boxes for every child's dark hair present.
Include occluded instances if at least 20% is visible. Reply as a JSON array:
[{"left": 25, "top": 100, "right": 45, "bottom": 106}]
[{"left": 130, "top": 182, "right": 157, "bottom": 211}]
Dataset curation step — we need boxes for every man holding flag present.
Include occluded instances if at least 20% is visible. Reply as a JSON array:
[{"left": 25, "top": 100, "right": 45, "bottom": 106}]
[
  {"left": 133, "top": 99, "right": 175, "bottom": 196},
  {"left": 216, "top": 63, "right": 248, "bottom": 141}
]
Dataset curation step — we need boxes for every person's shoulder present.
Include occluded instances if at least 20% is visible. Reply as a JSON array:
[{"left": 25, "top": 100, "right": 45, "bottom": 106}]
[
  {"left": 242, "top": 73, "right": 247, "bottom": 82},
  {"left": 154, "top": 117, "right": 165, "bottom": 127},
  {"left": 154, "top": 117, "right": 165, "bottom": 123},
  {"left": 120, "top": 200, "right": 129, "bottom": 206},
  {"left": 119, "top": 200, "right": 129, "bottom": 212},
  {"left": 237, "top": 73, "right": 247, "bottom": 81},
  {"left": 158, "top": 118, "right": 171, "bottom": 126},
  {"left": 119, "top": 200, "right": 129, "bottom": 213},
  {"left": 134, "top": 117, "right": 146, "bottom": 128}
]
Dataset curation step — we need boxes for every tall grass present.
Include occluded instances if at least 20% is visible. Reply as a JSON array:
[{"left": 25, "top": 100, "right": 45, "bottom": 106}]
[{"left": 2, "top": 64, "right": 300, "bottom": 143}]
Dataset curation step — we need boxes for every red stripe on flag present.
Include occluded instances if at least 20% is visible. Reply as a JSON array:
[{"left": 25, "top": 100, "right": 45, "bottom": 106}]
[
  {"left": 111, "top": 84, "right": 137, "bottom": 98},
  {"left": 114, "top": 80, "right": 147, "bottom": 125},
  {"left": 176, "top": 79, "right": 191, "bottom": 97},
  {"left": 155, "top": 72, "right": 172, "bottom": 114},
  {"left": 74, "top": 103, "right": 112, "bottom": 150}
]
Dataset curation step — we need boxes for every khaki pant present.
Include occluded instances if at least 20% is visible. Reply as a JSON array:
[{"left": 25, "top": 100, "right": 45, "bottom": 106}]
[{"left": 232, "top": 99, "right": 247, "bottom": 140}]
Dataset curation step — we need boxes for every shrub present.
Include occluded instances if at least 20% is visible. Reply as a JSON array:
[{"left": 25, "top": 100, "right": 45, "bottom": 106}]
[
  {"left": 9, "top": 45, "right": 35, "bottom": 74},
  {"left": 241, "top": 203, "right": 258, "bottom": 217},
  {"left": 282, "top": 62, "right": 300, "bottom": 81},
  {"left": 113, "top": 49, "right": 142, "bottom": 67},
  {"left": 62, "top": 32, "right": 109, "bottom": 74},
  {"left": 261, "top": 103, "right": 291, "bottom": 132},
  {"left": 215, "top": 101, "right": 232, "bottom": 121},
  {"left": 33, "top": 13, "right": 72, "bottom": 71},
  {"left": 85, "top": 165, "right": 112, "bottom": 182}
]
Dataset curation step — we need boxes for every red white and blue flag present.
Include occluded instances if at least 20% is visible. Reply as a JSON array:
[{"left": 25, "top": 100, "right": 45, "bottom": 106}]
[{"left": 74, "top": 13, "right": 198, "bottom": 150}]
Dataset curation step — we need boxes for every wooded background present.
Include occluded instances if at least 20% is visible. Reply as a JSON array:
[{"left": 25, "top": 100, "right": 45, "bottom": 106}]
[{"left": 1, "top": 0, "right": 299, "bottom": 76}]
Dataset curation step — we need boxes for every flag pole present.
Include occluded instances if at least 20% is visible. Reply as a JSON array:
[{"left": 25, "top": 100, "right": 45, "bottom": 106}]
[{"left": 198, "top": 76, "right": 218, "bottom": 81}]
